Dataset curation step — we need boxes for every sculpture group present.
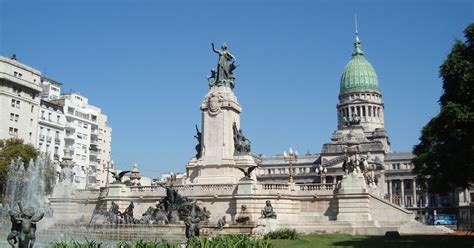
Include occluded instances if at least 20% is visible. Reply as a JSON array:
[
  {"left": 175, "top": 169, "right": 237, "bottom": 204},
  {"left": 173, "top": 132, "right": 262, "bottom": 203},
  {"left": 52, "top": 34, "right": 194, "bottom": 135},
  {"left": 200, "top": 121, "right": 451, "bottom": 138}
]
[
  {"left": 233, "top": 122, "right": 251, "bottom": 155},
  {"left": 208, "top": 42, "right": 238, "bottom": 89}
]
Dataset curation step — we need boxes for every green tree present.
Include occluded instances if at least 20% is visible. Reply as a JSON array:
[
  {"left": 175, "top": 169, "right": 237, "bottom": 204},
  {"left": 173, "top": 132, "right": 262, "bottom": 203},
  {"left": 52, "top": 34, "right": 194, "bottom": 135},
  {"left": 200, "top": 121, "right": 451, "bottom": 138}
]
[
  {"left": 0, "top": 138, "right": 39, "bottom": 199},
  {"left": 413, "top": 23, "right": 474, "bottom": 193},
  {"left": 43, "top": 153, "right": 57, "bottom": 195}
]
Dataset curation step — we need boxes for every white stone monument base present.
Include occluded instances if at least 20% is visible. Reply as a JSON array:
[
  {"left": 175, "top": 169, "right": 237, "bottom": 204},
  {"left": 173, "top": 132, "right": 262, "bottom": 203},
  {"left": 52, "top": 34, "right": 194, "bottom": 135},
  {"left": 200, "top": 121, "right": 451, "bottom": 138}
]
[
  {"left": 337, "top": 173, "right": 372, "bottom": 222},
  {"left": 187, "top": 155, "right": 257, "bottom": 184}
]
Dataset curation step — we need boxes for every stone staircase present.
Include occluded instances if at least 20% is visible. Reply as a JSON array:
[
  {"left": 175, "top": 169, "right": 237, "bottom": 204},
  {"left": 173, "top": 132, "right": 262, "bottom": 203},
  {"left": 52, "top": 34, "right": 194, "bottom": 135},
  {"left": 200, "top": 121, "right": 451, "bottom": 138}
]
[{"left": 398, "top": 221, "right": 454, "bottom": 234}]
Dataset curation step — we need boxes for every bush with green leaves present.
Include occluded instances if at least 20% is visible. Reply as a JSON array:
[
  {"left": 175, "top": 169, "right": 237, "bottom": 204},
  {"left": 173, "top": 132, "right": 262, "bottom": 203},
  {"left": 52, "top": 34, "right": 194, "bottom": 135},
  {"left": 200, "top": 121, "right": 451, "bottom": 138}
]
[
  {"left": 263, "top": 229, "right": 298, "bottom": 240},
  {"left": 51, "top": 239, "right": 103, "bottom": 248},
  {"left": 188, "top": 235, "right": 273, "bottom": 248},
  {"left": 117, "top": 240, "right": 179, "bottom": 248}
]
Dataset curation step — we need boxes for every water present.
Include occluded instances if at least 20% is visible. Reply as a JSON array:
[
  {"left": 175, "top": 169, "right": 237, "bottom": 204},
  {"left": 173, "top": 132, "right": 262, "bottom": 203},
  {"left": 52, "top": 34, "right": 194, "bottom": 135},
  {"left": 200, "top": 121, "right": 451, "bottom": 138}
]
[{"left": 3, "top": 157, "right": 52, "bottom": 218}]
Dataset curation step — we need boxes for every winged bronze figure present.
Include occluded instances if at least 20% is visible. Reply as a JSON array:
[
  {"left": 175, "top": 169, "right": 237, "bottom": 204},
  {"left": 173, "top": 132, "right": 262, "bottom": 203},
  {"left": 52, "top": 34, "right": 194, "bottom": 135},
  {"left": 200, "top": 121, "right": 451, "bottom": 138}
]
[
  {"left": 237, "top": 166, "right": 258, "bottom": 180},
  {"left": 109, "top": 170, "right": 131, "bottom": 183}
]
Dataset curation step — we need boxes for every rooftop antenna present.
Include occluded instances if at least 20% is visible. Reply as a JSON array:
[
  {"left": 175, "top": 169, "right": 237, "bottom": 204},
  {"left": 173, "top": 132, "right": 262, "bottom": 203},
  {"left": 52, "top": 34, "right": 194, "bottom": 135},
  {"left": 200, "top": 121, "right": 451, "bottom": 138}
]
[
  {"left": 352, "top": 14, "right": 364, "bottom": 56},
  {"left": 354, "top": 13, "right": 359, "bottom": 35}
]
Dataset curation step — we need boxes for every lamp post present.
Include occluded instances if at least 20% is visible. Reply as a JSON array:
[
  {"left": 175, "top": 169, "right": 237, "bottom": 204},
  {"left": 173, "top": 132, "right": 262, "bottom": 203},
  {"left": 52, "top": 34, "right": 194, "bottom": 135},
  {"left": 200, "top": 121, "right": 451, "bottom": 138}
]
[
  {"left": 283, "top": 148, "right": 298, "bottom": 183},
  {"left": 105, "top": 160, "right": 114, "bottom": 187},
  {"left": 316, "top": 165, "right": 327, "bottom": 184}
]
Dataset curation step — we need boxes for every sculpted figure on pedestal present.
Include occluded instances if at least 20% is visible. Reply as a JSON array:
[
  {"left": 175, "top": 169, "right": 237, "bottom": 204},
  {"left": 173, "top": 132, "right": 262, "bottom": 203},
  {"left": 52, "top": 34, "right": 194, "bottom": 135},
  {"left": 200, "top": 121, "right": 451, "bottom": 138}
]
[
  {"left": 210, "top": 42, "right": 237, "bottom": 89},
  {"left": 233, "top": 122, "right": 251, "bottom": 155},
  {"left": 215, "top": 216, "right": 226, "bottom": 230},
  {"left": 261, "top": 200, "right": 277, "bottom": 219},
  {"left": 194, "top": 125, "right": 202, "bottom": 159}
]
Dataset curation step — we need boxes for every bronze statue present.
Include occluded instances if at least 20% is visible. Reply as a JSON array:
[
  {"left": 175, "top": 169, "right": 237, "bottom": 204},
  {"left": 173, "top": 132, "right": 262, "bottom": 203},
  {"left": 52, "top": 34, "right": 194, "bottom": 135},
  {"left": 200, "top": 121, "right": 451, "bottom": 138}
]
[
  {"left": 194, "top": 125, "right": 202, "bottom": 159},
  {"left": 344, "top": 113, "right": 361, "bottom": 126},
  {"left": 207, "top": 69, "right": 217, "bottom": 87},
  {"left": 261, "top": 200, "right": 277, "bottom": 219},
  {"left": 215, "top": 216, "right": 226, "bottom": 230},
  {"left": 8, "top": 203, "right": 44, "bottom": 248},
  {"left": 237, "top": 166, "right": 258, "bottom": 180},
  {"left": 109, "top": 170, "right": 131, "bottom": 183},
  {"left": 233, "top": 122, "right": 251, "bottom": 155},
  {"left": 210, "top": 42, "right": 237, "bottom": 88},
  {"left": 122, "top": 202, "right": 135, "bottom": 224}
]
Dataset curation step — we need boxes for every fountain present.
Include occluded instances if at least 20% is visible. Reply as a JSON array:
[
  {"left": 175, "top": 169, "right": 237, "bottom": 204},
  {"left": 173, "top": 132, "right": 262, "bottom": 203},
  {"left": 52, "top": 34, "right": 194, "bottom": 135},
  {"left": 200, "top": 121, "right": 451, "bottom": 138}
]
[
  {"left": 2, "top": 156, "right": 54, "bottom": 247},
  {"left": 3, "top": 157, "right": 53, "bottom": 220}
]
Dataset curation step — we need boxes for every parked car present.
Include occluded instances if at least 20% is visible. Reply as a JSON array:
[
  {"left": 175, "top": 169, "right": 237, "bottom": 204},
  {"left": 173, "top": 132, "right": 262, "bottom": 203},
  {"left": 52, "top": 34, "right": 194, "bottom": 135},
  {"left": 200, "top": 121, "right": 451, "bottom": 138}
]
[{"left": 427, "top": 214, "right": 457, "bottom": 225}]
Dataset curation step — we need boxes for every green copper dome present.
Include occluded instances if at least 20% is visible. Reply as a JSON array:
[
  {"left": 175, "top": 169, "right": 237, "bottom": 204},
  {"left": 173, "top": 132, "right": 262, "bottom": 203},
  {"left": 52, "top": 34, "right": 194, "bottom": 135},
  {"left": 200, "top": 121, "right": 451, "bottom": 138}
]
[{"left": 339, "top": 34, "right": 380, "bottom": 95}]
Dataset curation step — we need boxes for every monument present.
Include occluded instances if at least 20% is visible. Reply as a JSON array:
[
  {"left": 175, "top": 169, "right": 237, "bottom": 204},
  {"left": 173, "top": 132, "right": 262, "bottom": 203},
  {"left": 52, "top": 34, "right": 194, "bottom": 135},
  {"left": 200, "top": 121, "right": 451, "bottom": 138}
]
[{"left": 186, "top": 43, "right": 257, "bottom": 184}]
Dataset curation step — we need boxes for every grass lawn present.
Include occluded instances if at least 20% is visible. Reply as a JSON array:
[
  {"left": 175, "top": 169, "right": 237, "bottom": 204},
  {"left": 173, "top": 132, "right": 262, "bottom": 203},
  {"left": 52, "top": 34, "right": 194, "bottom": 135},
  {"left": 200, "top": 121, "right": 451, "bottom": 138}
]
[{"left": 269, "top": 233, "right": 474, "bottom": 248}]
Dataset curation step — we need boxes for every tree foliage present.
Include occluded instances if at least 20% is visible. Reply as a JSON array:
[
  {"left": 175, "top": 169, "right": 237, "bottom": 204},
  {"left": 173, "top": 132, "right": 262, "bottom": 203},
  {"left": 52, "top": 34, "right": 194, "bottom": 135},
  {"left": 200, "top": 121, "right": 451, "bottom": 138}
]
[
  {"left": 43, "top": 154, "right": 57, "bottom": 195},
  {"left": 0, "top": 138, "right": 39, "bottom": 197},
  {"left": 413, "top": 23, "right": 474, "bottom": 193}
]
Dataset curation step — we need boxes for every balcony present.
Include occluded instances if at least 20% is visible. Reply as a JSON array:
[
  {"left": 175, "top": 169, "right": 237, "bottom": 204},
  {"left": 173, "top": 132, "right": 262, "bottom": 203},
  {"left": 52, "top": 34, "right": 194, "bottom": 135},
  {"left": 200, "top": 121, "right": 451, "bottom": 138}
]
[
  {"left": 64, "top": 133, "right": 75, "bottom": 140},
  {"left": 89, "top": 149, "right": 98, "bottom": 156},
  {"left": 90, "top": 139, "right": 99, "bottom": 145},
  {"left": 46, "top": 136, "right": 52, "bottom": 143},
  {"left": 39, "top": 135, "right": 45, "bottom": 141},
  {"left": 63, "top": 152, "right": 73, "bottom": 159},
  {"left": 64, "top": 147, "right": 75, "bottom": 154},
  {"left": 54, "top": 137, "right": 61, "bottom": 144},
  {"left": 65, "top": 122, "right": 75, "bottom": 130}
]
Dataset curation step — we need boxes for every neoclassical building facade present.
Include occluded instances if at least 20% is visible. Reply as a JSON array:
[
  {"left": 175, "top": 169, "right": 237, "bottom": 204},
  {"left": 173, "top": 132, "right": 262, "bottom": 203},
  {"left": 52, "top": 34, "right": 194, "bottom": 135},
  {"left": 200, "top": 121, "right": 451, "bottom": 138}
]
[{"left": 256, "top": 32, "right": 469, "bottom": 217}]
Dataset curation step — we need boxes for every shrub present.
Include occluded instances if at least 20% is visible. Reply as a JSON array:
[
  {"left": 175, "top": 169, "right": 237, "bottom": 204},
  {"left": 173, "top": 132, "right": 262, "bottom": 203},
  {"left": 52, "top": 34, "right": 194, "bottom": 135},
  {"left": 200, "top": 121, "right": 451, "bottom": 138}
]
[
  {"left": 188, "top": 234, "right": 274, "bottom": 248},
  {"left": 263, "top": 229, "right": 298, "bottom": 240},
  {"left": 51, "top": 239, "right": 103, "bottom": 248}
]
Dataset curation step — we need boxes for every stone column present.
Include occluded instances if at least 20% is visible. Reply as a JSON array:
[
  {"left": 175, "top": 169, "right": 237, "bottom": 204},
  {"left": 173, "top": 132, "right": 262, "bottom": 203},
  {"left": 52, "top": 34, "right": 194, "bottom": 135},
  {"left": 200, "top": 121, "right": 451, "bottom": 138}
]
[
  {"left": 425, "top": 193, "right": 429, "bottom": 207},
  {"left": 400, "top": 179, "right": 405, "bottom": 207},
  {"left": 412, "top": 179, "right": 416, "bottom": 207},
  {"left": 387, "top": 180, "right": 392, "bottom": 202}
]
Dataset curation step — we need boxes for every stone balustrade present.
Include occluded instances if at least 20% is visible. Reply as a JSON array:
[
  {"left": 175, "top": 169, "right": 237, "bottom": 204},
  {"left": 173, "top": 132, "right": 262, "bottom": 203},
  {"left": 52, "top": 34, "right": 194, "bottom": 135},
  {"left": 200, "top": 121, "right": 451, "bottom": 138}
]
[
  {"left": 261, "top": 183, "right": 289, "bottom": 190},
  {"left": 128, "top": 184, "right": 235, "bottom": 194},
  {"left": 299, "top": 183, "right": 337, "bottom": 191}
]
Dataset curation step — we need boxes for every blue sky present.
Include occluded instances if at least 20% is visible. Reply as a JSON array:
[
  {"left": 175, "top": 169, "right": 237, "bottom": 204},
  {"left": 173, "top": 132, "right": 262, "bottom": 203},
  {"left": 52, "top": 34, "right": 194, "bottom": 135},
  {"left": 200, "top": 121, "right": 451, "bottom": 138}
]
[{"left": 0, "top": 0, "right": 472, "bottom": 177}]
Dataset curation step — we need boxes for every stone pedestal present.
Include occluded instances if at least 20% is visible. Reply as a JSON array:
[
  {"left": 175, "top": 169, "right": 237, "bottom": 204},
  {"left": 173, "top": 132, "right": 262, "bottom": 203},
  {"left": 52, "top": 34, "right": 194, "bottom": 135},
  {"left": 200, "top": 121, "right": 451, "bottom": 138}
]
[
  {"left": 187, "top": 86, "right": 256, "bottom": 184},
  {"left": 237, "top": 179, "right": 255, "bottom": 194},
  {"left": 252, "top": 218, "right": 278, "bottom": 236},
  {"left": 337, "top": 173, "right": 372, "bottom": 221},
  {"left": 50, "top": 181, "right": 79, "bottom": 224}
]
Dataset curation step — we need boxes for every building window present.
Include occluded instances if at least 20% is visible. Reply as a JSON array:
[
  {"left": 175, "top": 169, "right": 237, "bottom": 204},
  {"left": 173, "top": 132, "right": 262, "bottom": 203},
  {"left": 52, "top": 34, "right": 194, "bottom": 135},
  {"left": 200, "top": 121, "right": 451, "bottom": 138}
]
[
  {"left": 31, "top": 105, "right": 34, "bottom": 113},
  {"left": 16, "top": 100, "right": 20, "bottom": 109},
  {"left": 14, "top": 114, "right": 19, "bottom": 122},
  {"left": 10, "top": 113, "right": 14, "bottom": 121},
  {"left": 9, "top": 127, "right": 18, "bottom": 136}
]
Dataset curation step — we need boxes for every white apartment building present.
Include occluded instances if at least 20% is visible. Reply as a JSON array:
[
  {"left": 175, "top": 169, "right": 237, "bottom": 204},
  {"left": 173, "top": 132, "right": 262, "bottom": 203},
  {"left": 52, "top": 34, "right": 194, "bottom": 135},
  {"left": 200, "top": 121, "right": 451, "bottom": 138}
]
[
  {"left": 52, "top": 93, "right": 111, "bottom": 189},
  {"left": 37, "top": 99, "right": 66, "bottom": 161},
  {"left": 96, "top": 113, "right": 112, "bottom": 186},
  {"left": 0, "top": 55, "right": 42, "bottom": 145},
  {"left": 40, "top": 77, "right": 62, "bottom": 101}
]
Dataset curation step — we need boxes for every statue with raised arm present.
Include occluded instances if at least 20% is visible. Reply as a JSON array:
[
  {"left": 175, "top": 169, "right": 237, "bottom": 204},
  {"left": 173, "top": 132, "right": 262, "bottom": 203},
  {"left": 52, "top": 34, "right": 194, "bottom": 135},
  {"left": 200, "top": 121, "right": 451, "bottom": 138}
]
[
  {"left": 194, "top": 125, "right": 202, "bottom": 159},
  {"left": 211, "top": 42, "right": 237, "bottom": 88}
]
